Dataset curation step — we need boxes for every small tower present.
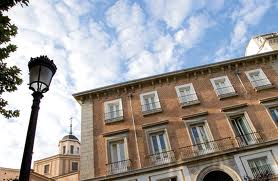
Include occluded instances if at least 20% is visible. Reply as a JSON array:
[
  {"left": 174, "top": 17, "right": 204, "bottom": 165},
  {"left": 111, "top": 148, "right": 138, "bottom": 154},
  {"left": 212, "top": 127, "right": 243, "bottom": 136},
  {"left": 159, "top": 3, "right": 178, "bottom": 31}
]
[{"left": 58, "top": 118, "right": 80, "bottom": 155}]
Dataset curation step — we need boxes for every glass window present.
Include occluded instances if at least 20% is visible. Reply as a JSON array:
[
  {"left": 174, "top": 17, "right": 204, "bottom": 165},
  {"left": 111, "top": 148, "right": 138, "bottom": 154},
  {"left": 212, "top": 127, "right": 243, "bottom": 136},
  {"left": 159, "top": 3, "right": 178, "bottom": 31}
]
[
  {"left": 150, "top": 131, "right": 168, "bottom": 153},
  {"left": 44, "top": 164, "right": 50, "bottom": 174},
  {"left": 210, "top": 76, "right": 235, "bottom": 96},
  {"left": 245, "top": 69, "right": 271, "bottom": 88},
  {"left": 176, "top": 83, "right": 198, "bottom": 104},
  {"left": 140, "top": 91, "right": 161, "bottom": 113},
  {"left": 104, "top": 99, "right": 123, "bottom": 121},
  {"left": 269, "top": 107, "right": 278, "bottom": 122},
  {"left": 71, "top": 162, "right": 78, "bottom": 172},
  {"left": 63, "top": 146, "right": 66, "bottom": 154},
  {"left": 190, "top": 124, "right": 211, "bottom": 151},
  {"left": 109, "top": 140, "right": 126, "bottom": 163},
  {"left": 77, "top": 147, "right": 79, "bottom": 154},
  {"left": 70, "top": 145, "right": 74, "bottom": 154},
  {"left": 248, "top": 157, "right": 273, "bottom": 178}
]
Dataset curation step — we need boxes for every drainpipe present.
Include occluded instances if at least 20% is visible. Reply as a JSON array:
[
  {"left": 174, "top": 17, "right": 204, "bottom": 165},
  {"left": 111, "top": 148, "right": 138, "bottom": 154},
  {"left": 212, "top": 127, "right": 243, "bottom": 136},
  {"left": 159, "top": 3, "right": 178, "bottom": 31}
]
[
  {"left": 128, "top": 93, "right": 142, "bottom": 168},
  {"left": 235, "top": 70, "right": 248, "bottom": 94}
]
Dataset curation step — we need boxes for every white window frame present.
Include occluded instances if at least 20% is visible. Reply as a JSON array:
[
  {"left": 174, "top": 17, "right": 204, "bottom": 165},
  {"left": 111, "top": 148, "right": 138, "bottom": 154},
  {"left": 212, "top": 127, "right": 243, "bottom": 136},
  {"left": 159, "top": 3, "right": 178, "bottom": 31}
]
[
  {"left": 140, "top": 91, "right": 161, "bottom": 114},
  {"left": 245, "top": 68, "right": 271, "bottom": 89},
  {"left": 175, "top": 83, "right": 199, "bottom": 106},
  {"left": 104, "top": 98, "right": 123, "bottom": 122},
  {"left": 185, "top": 118, "right": 214, "bottom": 155},
  {"left": 105, "top": 133, "right": 130, "bottom": 174},
  {"left": 210, "top": 76, "right": 236, "bottom": 97},
  {"left": 234, "top": 149, "right": 278, "bottom": 179}
]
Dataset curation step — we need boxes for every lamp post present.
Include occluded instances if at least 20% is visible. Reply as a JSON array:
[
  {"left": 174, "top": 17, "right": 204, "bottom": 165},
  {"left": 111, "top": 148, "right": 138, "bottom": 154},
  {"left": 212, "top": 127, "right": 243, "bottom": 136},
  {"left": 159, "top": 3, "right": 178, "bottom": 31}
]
[{"left": 19, "top": 56, "right": 57, "bottom": 181}]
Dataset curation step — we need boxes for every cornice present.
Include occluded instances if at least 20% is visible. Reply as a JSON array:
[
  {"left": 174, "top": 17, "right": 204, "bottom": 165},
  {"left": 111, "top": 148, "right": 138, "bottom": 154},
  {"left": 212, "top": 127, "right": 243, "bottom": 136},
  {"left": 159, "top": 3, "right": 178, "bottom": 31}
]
[{"left": 73, "top": 50, "right": 278, "bottom": 103}]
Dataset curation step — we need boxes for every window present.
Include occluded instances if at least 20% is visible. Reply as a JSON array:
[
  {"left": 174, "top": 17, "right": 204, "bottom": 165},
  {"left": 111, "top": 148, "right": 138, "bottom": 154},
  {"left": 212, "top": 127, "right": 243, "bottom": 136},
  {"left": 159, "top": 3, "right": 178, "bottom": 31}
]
[
  {"left": 70, "top": 145, "right": 74, "bottom": 154},
  {"left": 248, "top": 157, "right": 273, "bottom": 178},
  {"left": 245, "top": 69, "right": 272, "bottom": 89},
  {"left": 189, "top": 122, "right": 213, "bottom": 155},
  {"left": 77, "top": 147, "right": 80, "bottom": 154},
  {"left": 147, "top": 130, "right": 174, "bottom": 165},
  {"left": 210, "top": 76, "right": 236, "bottom": 98},
  {"left": 44, "top": 164, "right": 50, "bottom": 174},
  {"left": 109, "top": 140, "right": 126, "bottom": 163},
  {"left": 175, "top": 83, "right": 199, "bottom": 106},
  {"left": 230, "top": 114, "right": 258, "bottom": 146},
  {"left": 150, "top": 131, "right": 168, "bottom": 154},
  {"left": 140, "top": 91, "right": 162, "bottom": 115},
  {"left": 107, "top": 138, "right": 130, "bottom": 174},
  {"left": 71, "top": 162, "right": 78, "bottom": 172},
  {"left": 104, "top": 99, "right": 123, "bottom": 123},
  {"left": 269, "top": 107, "right": 278, "bottom": 122},
  {"left": 63, "top": 146, "right": 66, "bottom": 154}
]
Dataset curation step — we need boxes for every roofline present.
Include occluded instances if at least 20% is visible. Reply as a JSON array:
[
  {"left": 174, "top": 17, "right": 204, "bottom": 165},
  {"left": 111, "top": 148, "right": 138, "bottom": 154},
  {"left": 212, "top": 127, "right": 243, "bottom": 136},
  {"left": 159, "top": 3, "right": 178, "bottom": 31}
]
[
  {"left": 73, "top": 50, "right": 278, "bottom": 98},
  {"left": 253, "top": 32, "right": 278, "bottom": 39},
  {"left": 33, "top": 154, "right": 80, "bottom": 163}
]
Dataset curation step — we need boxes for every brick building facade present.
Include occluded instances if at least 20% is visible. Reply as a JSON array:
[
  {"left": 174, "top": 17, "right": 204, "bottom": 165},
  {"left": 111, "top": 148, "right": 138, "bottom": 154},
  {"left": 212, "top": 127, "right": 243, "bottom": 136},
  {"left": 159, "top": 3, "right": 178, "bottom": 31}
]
[{"left": 74, "top": 50, "right": 278, "bottom": 181}]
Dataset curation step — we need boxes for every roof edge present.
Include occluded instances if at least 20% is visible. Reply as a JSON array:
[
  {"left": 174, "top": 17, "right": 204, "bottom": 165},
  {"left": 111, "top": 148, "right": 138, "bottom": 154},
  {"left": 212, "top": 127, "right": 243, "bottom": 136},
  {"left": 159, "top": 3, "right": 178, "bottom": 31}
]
[{"left": 73, "top": 50, "right": 278, "bottom": 98}]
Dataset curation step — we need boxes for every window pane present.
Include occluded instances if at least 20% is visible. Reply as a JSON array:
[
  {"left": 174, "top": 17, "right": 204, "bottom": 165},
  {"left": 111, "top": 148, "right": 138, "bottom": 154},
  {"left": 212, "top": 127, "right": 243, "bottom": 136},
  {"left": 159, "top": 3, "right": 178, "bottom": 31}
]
[
  {"left": 159, "top": 133, "right": 166, "bottom": 151},
  {"left": 151, "top": 135, "right": 159, "bottom": 153},
  {"left": 70, "top": 145, "right": 74, "bottom": 154},
  {"left": 72, "top": 162, "right": 78, "bottom": 171},
  {"left": 270, "top": 108, "right": 278, "bottom": 122},
  {"left": 191, "top": 127, "right": 201, "bottom": 144},
  {"left": 119, "top": 142, "right": 125, "bottom": 161}
]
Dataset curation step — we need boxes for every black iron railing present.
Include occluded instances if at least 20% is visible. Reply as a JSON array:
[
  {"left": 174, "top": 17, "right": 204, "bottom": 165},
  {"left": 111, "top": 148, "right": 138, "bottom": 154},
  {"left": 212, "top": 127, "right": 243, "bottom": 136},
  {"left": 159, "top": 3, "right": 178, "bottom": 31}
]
[
  {"left": 244, "top": 164, "right": 274, "bottom": 181},
  {"left": 148, "top": 150, "right": 175, "bottom": 166},
  {"left": 215, "top": 85, "right": 235, "bottom": 96},
  {"left": 235, "top": 132, "right": 263, "bottom": 147},
  {"left": 141, "top": 101, "right": 162, "bottom": 114},
  {"left": 178, "top": 93, "right": 199, "bottom": 105},
  {"left": 104, "top": 110, "right": 123, "bottom": 123},
  {"left": 179, "top": 137, "right": 234, "bottom": 160},
  {"left": 106, "top": 159, "right": 131, "bottom": 175}
]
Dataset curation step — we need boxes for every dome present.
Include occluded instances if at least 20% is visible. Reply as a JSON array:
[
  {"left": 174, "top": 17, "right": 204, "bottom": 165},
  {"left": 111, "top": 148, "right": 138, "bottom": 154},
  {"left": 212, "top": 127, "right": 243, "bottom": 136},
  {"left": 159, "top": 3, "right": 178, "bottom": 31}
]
[{"left": 62, "top": 134, "right": 79, "bottom": 141}]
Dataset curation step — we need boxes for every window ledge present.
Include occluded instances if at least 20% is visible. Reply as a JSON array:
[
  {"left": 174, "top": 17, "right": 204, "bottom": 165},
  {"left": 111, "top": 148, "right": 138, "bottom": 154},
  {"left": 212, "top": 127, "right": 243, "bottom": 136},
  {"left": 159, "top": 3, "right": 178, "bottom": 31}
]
[
  {"left": 218, "top": 92, "right": 238, "bottom": 100},
  {"left": 255, "top": 84, "right": 275, "bottom": 92},
  {"left": 142, "top": 108, "right": 162, "bottom": 116},
  {"left": 104, "top": 116, "right": 124, "bottom": 124},
  {"left": 180, "top": 100, "right": 200, "bottom": 108}
]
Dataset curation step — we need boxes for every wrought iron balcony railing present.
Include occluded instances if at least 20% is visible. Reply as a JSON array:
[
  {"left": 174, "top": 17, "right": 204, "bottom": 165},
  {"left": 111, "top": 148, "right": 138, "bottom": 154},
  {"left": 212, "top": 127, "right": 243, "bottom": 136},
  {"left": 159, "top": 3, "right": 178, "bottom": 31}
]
[
  {"left": 244, "top": 164, "right": 274, "bottom": 181},
  {"left": 106, "top": 159, "right": 131, "bottom": 175},
  {"left": 235, "top": 132, "right": 263, "bottom": 147},
  {"left": 104, "top": 110, "right": 124, "bottom": 123},
  {"left": 179, "top": 137, "right": 234, "bottom": 160},
  {"left": 178, "top": 93, "right": 199, "bottom": 106},
  {"left": 148, "top": 150, "right": 176, "bottom": 166},
  {"left": 141, "top": 101, "right": 162, "bottom": 115},
  {"left": 251, "top": 78, "right": 272, "bottom": 89},
  {"left": 215, "top": 86, "right": 236, "bottom": 97}
]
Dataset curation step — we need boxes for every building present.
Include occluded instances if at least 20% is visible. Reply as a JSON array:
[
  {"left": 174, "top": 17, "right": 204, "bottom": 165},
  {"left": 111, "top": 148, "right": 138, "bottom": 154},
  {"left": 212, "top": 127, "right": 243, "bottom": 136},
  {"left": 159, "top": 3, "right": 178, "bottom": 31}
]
[
  {"left": 0, "top": 122, "right": 80, "bottom": 181},
  {"left": 245, "top": 32, "right": 278, "bottom": 56},
  {"left": 74, "top": 47, "right": 278, "bottom": 180}
]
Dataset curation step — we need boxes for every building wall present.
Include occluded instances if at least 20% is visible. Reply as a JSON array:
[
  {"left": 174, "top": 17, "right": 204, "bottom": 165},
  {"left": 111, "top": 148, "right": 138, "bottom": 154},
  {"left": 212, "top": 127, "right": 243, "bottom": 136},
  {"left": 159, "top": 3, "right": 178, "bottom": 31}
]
[{"left": 77, "top": 52, "right": 278, "bottom": 180}]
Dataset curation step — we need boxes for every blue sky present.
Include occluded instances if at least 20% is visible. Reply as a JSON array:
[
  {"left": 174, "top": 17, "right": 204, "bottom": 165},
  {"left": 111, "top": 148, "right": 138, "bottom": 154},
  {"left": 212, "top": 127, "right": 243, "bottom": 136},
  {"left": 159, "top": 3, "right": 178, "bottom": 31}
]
[{"left": 1, "top": 0, "right": 278, "bottom": 168}]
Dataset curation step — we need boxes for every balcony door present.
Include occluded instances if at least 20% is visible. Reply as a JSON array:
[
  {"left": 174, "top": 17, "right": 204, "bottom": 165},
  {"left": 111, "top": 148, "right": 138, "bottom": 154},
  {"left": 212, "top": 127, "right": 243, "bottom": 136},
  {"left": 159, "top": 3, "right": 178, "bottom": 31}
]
[
  {"left": 144, "top": 95, "right": 156, "bottom": 111},
  {"left": 231, "top": 115, "right": 255, "bottom": 145},
  {"left": 190, "top": 124, "right": 212, "bottom": 154},
  {"left": 108, "top": 103, "right": 120, "bottom": 119}
]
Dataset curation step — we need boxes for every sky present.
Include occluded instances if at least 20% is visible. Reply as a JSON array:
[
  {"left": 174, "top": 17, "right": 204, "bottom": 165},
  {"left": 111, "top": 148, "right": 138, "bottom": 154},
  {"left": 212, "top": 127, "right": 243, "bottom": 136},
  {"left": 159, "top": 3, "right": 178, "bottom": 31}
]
[{"left": 1, "top": 0, "right": 278, "bottom": 168}]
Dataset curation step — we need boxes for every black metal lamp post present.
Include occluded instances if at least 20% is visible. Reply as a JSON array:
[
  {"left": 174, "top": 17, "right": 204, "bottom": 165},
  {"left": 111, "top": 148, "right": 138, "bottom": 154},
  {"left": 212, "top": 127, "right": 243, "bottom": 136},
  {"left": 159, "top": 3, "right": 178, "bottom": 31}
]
[{"left": 19, "top": 56, "right": 57, "bottom": 181}]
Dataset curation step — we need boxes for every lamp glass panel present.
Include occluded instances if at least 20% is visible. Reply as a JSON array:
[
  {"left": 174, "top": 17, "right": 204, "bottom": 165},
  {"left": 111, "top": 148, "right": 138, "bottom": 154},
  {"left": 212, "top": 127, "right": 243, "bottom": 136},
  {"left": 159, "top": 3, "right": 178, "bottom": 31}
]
[
  {"left": 39, "top": 65, "right": 53, "bottom": 86},
  {"left": 29, "top": 65, "right": 40, "bottom": 91}
]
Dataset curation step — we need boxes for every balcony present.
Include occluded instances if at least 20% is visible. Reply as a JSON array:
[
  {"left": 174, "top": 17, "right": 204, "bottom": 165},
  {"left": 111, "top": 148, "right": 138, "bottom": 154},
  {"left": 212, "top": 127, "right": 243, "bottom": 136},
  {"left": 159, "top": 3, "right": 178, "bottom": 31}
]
[
  {"left": 251, "top": 78, "right": 273, "bottom": 91},
  {"left": 178, "top": 93, "right": 200, "bottom": 107},
  {"left": 106, "top": 159, "right": 131, "bottom": 175},
  {"left": 147, "top": 150, "right": 176, "bottom": 166},
  {"left": 215, "top": 86, "right": 237, "bottom": 99},
  {"left": 244, "top": 164, "right": 274, "bottom": 181},
  {"left": 104, "top": 110, "right": 124, "bottom": 123},
  {"left": 179, "top": 137, "right": 235, "bottom": 160},
  {"left": 235, "top": 132, "right": 263, "bottom": 147},
  {"left": 141, "top": 101, "right": 162, "bottom": 116}
]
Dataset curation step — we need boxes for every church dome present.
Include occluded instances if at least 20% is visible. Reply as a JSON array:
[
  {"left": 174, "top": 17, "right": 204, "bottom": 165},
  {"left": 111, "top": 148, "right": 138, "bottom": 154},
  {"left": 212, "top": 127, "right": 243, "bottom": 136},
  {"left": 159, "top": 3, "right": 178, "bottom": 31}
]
[{"left": 62, "top": 134, "right": 79, "bottom": 141}]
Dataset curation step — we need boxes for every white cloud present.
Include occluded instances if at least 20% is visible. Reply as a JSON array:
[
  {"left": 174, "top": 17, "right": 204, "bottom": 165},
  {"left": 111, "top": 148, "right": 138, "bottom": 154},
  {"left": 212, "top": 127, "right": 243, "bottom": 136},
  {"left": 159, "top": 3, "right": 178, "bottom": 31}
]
[
  {"left": 144, "top": 0, "right": 193, "bottom": 29},
  {"left": 175, "top": 14, "right": 215, "bottom": 49}
]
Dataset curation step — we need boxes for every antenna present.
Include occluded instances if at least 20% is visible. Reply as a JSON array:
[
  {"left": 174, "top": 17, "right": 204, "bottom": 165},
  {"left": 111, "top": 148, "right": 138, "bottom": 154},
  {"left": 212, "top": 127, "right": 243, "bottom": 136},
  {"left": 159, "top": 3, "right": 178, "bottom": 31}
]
[{"left": 69, "top": 117, "right": 73, "bottom": 135}]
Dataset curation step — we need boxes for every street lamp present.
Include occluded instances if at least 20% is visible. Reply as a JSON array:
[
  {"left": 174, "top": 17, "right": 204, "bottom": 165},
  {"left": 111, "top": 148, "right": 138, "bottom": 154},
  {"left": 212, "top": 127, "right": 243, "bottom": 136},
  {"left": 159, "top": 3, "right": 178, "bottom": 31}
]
[{"left": 19, "top": 56, "right": 57, "bottom": 181}]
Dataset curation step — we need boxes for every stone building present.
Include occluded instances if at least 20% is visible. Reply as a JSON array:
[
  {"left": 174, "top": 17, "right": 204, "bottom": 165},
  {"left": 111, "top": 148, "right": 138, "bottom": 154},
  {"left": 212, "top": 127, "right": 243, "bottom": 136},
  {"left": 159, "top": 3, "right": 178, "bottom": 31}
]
[
  {"left": 0, "top": 122, "right": 80, "bottom": 181},
  {"left": 74, "top": 47, "right": 278, "bottom": 180}
]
